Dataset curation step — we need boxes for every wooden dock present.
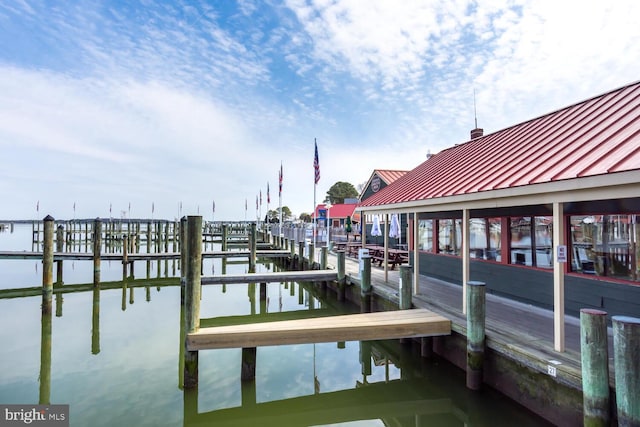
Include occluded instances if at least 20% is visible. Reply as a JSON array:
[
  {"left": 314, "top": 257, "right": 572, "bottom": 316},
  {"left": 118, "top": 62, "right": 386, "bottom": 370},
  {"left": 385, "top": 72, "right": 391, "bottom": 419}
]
[
  {"left": 201, "top": 270, "right": 336, "bottom": 285},
  {"left": 187, "top": 308, "right": 451, "bottom": 350}
]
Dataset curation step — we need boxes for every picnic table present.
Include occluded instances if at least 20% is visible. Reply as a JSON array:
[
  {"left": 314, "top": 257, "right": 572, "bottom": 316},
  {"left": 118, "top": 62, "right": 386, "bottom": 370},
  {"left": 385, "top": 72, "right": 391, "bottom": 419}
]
[{"left": 366, "top": 245, "right": 409, "bottom": 270}]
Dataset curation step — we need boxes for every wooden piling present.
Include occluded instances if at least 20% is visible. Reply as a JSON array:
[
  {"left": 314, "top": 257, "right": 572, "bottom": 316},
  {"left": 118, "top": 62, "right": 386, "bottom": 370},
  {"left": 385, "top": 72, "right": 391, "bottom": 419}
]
[
  {"left": 241, "top": 347, "right": 257, "bottom": 381},
  {"left": 249, "top": 223, "right": 257, "bottom": 273},
  {"left": 42, "top": 215, "right": 54, "bottom": 294},
  {"left": 320, "top": 247, "right": 328, "bottom": 269},
  {"left": 399, "top": 265, "right": 412, "bottom": 309},
  {"left": 56, "top": 225, "right": 64, "bottom": 284},
  {"left": 580, "top": 309, "right": 610, "bottom": 426},
  {"left": 466, "top": 281, "right": 486, "bottom": 390},
  {"left": 612, "top": 315, "right": 640, "bottom": 426},
  {"left": 39, "top": 292, "right": 52, "bottom": 405},
  {"left": 184, "top": 216, "right": 202, "bottom": 389},
  {"left": 180, "top": 217, "right": 187, "bottom": 287},
  {"left": 360, "top": 255, "right": 371, "bottom": 296},
  {"left": 308, "top": 243, "right": 315, "bottom": 269},
  {"left": 92, "top": 286, "right": 100, "bottom": 355},
  {"left": 93, "top": 218, "right": 102, "bottom": 285},
  {"left": 337, "top": 251, "right": 346, "bottom": 301},
  {"left": 298, "top": 242, "right": 305, "bottom": 270},
  {"left": 222, "top": 224, "right": 228, "bottom": 252},
  {"left": 122, "top": 235, "right": 129, "bottom": 281}
]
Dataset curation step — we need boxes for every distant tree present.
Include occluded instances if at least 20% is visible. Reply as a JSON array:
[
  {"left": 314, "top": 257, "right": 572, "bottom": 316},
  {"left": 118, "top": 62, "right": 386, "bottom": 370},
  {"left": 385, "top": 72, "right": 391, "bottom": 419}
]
[
  {"left": 299, "top": 213, "right": 312, "bottom": 223},
  {"left": 267, "top": 206, "right": 292, "bottom": 222},
  {"left": 324, "top": 181, "right": 359, "bottom": 204}
]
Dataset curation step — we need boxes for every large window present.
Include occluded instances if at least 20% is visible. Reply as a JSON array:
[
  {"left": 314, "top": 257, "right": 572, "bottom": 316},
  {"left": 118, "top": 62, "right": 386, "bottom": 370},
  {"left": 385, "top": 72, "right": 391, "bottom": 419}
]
[
  {"left": 470, "top": 218, "right": 501, "bottom": 261},
  {"left": 570, "top": 214, "right": 639, "bottom": 281},
  {"left": 510, "top": 216, "right": 553, "bottom": 268},
  {"left": 417, "top": 219, "right": 433, "bottom": 252},
  {"left": 437, "top": 219, "right": 462, "bottom": 255}
]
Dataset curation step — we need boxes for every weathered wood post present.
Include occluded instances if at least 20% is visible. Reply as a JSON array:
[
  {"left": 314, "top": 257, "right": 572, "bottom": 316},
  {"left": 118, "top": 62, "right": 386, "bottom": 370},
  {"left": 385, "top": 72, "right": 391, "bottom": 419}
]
[
  {"left": 42, "top": 215, "right": 54, "bottom": 294},
  {"left": 580, "top": 309, "right": 610, "bottom": 426},
  {"left": 55, "top": 224, "right": 64, "bottom": 284},
  {"left": 122, "top": 234, "right": 129, "bottom": 281},
  {"left": 399, "top": 265, "right": 413, "bottom": 309},
  {"left": 360, "top": 255, "right": 372, "bottom": 313},
  {"left": 337, "top": 251, "right": 346, "bottom": 301},
  {"left": 222, "top": 224, "right": 228, "bottom": 252},
  {"left": 184, "top": 216, "right": 202, "bottom": 389},
  {"left": 180, "top": 217, "right": 187, "bottom": 288},
  {"left": 466, "top": 280, "right": 486, "bottom": 390},
  {"left": 308, "top": 243, "right": 315, "bottom": 270},
  {"left": 241, "top": 347, "right": 258, "bottom": 381},
  {"left": 93, "top": 218, "right": 102, "bottom": 285},
  {"left": 320, "top": 247, "right": 328, "bottom": 269},
  {"left": 612, "top": 315, "right": 640, "bottom": 426},
  {"left": 249, "top": 222, "right": 257, "bottom": 273},
  {"left": 298, "top": 242, "right": 305, "bottom": 270}
]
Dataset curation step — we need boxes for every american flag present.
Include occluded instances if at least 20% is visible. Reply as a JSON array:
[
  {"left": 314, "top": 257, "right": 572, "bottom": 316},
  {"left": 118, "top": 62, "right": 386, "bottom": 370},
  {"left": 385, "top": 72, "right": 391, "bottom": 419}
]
[
  {"left": 279, "top": 163, "right": 283, "bottom": 195},
  {"left": 267, "top": 182, "right": 270, "bottom": 204},
  {"left": 314, "top": 139, "right": 320, "bottom": 184}
]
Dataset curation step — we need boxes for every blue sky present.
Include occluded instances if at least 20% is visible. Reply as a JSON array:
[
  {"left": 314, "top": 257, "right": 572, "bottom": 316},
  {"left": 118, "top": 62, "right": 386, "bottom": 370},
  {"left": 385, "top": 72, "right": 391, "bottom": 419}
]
[{"left": 1, "top": 0, "right": 639, "bottom": 221}]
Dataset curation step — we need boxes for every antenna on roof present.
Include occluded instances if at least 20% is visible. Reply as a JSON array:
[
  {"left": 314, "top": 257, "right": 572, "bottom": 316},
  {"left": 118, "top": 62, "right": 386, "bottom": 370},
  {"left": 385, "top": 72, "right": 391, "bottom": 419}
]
[
  {"left": 473, "top": 88, "right": 478, "bottom": 129},
  {"left": 470, "top": 88, "right": 483, "bottom": 139}
]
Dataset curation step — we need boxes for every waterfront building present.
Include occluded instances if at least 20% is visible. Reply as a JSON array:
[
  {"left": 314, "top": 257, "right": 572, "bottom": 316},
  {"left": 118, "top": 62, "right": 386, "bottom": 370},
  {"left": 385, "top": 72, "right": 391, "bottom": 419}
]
[{"left": 357, "top": 81, "right": 640, "bottom": 351}]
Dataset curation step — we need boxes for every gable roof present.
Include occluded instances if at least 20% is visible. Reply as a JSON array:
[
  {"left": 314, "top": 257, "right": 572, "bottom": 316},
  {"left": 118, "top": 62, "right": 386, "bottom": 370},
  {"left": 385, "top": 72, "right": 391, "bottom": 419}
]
[
  {"left": 359, "top": 169, "right": 408, "bottom": 201},
  {"left": 313, "top": 203, "right": 358, "bottom": 219},
  {"left": 359, "top": 81, "right": 640, "bottom": 210}
]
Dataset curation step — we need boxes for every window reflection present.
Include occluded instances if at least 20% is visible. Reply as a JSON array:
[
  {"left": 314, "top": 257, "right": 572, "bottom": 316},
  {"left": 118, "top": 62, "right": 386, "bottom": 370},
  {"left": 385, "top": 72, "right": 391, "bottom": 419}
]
[{"left": 570, "top": 214, "right": 638, "bottom": 281}]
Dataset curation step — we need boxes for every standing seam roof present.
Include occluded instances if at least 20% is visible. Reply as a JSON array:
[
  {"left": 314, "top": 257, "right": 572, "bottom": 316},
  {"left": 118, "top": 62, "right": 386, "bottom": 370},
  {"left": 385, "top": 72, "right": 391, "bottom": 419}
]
[{"left": 359, "top": 81, "right": 640, "bottom": 208}]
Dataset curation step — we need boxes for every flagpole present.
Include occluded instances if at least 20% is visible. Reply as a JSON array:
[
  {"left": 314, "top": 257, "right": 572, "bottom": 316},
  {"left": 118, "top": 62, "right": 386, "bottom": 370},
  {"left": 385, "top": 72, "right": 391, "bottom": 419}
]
[
  {"left": 313, "top": 138, "right": 320, "bottom": 250},
  {"left": 279, "top": 163, "right": 283, "bottom": 237}
]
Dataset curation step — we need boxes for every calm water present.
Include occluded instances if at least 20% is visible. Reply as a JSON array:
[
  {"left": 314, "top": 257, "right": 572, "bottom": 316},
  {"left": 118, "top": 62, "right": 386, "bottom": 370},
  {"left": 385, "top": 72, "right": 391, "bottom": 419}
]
[{"left": 0, "top": 224, "right": 552, "bottom": 426}]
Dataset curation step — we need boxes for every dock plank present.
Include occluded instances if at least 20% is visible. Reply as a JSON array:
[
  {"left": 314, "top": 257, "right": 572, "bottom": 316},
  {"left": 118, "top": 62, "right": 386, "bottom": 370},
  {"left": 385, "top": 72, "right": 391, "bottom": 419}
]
[{"left": 187, "top": 308, "right": 450, "bottom": 350}]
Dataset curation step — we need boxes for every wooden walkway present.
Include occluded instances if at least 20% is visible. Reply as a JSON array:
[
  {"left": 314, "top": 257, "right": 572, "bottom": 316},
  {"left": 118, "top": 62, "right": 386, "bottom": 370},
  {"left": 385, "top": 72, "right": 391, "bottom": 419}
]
[
  {"left": 187, "top": 308, "right": 451, "bottom": 350},
  {"left": 201, "top": 270, "right": 336, "bottom": 285},
  {"left": 0, "top": 249, "right": 290, "bottom": 261}
]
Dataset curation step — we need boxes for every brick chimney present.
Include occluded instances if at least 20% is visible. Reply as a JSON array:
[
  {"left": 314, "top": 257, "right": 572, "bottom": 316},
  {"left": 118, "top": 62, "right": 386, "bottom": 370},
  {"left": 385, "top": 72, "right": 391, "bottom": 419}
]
[{"left": 470, "top": 127, "right": 484, "bottom": 139}]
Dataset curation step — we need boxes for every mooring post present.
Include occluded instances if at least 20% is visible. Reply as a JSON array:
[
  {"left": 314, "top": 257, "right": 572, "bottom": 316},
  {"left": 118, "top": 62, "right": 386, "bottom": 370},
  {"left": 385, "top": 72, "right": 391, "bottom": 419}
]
[
  {"left": 580, "top": 309, "right": 610, "bottom": 427},
  {"left": 222, "top": 224, "right": 228, "bottom": 252},
  {"left": 241, "top": 347, "right": 257, "bottom": 381},
  {"left": 122, "top": 234, "right": 129, "bottom": 281},
  {"left": 399, "top": 265, "right": 413, "bottom": 309},
  {"left": 466, "top": 280, "right": 486, "bottom": 390},
  {"left": 612, "top": 316, "right": 640, "bottom": 426},
  {"left": 55, "top": 224, "right": 64, "bottom": 285},
  {"left": 42, "top": 215, "right": 55, "bottom": 294},
  {"left": 320, "top": 247, "right": 328, "bottom": 269},
  {"left": 184, "top": 216, "right": 202, "bottom": 389},
  {"left": 249, "top": 222, "right": 257, "bottom": 273},
  {"left": 337, "top": 251, "right": 346, "bottom": 301},
  {"left": 180, "top": 216, "right": 187, "bottom": 288},
  {"left": 360, "top": 255, "right": 372, "bottom": 313},
  {"left": 298, "top": 242, "right": 305, "bottom": 270},
  {"left": 308, "top": 243, "right": 315, "bottom": 270},
  {"left": 93, "top": 218, "right": 102, "bottom": 285}
]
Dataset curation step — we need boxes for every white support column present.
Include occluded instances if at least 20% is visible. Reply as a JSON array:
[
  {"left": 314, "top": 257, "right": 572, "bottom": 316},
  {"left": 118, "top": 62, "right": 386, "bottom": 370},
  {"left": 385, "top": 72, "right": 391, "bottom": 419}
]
[
  {"left": 553, "top": 201, "right": 566, "bottom": 352},
  {"left": 413, "top": 211, "right": 420, "bottom": 295},
  {"left": 384, "top": 213, "right": 389, "bottom": 282},
  {"left": 462, "top": 209, "right": 470, "bottom": 315}
]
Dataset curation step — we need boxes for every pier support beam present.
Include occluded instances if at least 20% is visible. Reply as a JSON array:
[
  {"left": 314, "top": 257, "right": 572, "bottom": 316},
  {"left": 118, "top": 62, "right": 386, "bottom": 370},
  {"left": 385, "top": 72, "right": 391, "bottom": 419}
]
[
  {"left": 612, "top": 316, "right": 640, "bottom": 426},
  {"left": 42, "top": 215, "right": 54, "bottom": 294},
  {"left": 360, "top": 255, "right": 372, "bottom": 313},
  {"left": 580, "top": 309, "right": 610, "bottom": 427},
  {"left": 399, "top": 265, "right": 413, "bottom": 309},
  {"left": 184, "top": 216, "right": 202, "bottom": 389},
  {"left": 466, "top": 281, "right": 486, "bottom": 390},
  {"left": 93, "top": 218, "right": 102, "bottom": 285},
  {"left": 56, "top": 225, "right": 64, "bottom": 284},
  {"left": 337, "top": 251, "right": 346, "bottom": 301}
]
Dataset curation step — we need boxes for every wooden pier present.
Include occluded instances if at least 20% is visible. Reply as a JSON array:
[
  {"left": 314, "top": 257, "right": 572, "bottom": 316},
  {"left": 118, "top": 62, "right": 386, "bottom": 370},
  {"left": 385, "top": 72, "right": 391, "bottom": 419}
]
[{"left": 187, "top": 308, "right": 450, "bottom": 350}]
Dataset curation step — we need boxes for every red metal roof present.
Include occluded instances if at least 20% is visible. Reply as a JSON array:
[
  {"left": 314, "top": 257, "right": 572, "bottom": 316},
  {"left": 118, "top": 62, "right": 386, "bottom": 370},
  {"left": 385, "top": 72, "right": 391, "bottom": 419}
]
[
  {"left": 374, "top": 169, "right": 407, "bottom": 185},
  {"left": 360, "top": 81, "right": 640, "bottom": 207},
  {"left": 313, "top": 203, "right": 358, "bottom": 219}
]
